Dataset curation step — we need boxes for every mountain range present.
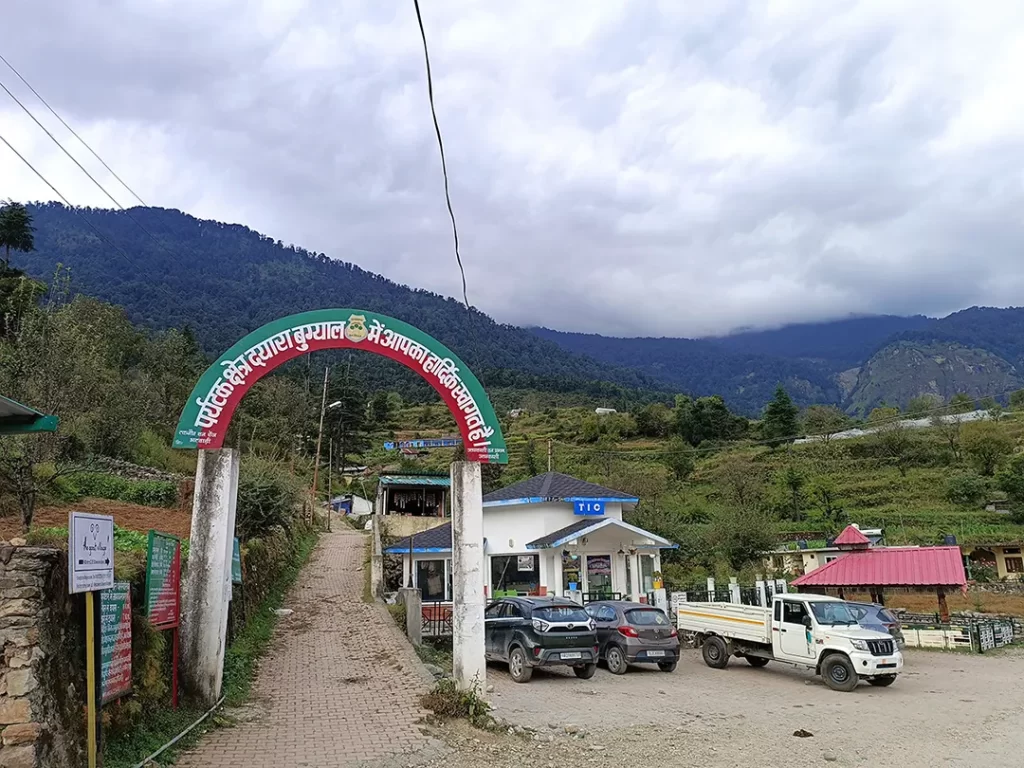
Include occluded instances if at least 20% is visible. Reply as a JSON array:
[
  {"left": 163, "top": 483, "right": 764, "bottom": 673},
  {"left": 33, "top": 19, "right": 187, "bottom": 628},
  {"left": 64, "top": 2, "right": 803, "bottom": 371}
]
[{"left": 14, "top": 203, "right": 1024, "bottom": 416}]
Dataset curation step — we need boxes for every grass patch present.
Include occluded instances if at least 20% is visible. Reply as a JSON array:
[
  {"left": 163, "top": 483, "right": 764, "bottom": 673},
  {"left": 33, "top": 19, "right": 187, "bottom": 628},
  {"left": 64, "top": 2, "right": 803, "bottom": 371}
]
[
  {"left": 221, "top": 528, "right": 319, "bottom": 705},
  {"left": 416, "top": 638, "right": 453, "bottom": 673},
  {"left": 420, "top": 677, "right": 493, "bottom": 730},
  {"left": 103, "top": 705, "right": 212, "bottom": 768}
]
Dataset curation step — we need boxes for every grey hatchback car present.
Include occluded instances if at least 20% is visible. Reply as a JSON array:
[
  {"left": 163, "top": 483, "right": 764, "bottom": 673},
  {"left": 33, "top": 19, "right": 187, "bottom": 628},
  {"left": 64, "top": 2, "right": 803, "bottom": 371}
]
[
  {"left": 585, "top": 601, "right": 680, "bottom": 674},
  {"left": 846, "top": 602, "right": 906, "bottom": 649}
]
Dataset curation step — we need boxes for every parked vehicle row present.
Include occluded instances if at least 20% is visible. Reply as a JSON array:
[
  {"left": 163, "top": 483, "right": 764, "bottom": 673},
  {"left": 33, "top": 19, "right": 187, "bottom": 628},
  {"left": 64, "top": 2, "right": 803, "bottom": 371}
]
[
  {"left": 484, "top": 595, "right": 906, "bottom": 692},
  {"left": 484, "top": 597, "right": 680, "bottom": 683}
]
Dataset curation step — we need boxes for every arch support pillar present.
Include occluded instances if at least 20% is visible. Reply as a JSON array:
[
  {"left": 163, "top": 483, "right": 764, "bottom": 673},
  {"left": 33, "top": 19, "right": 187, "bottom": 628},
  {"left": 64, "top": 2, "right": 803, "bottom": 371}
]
[
  {"left": 181, "top": 448, "right": 240, "bottom": 706},
  {"left": 451, "top": 461, "right": 485, "bottom": 692}
]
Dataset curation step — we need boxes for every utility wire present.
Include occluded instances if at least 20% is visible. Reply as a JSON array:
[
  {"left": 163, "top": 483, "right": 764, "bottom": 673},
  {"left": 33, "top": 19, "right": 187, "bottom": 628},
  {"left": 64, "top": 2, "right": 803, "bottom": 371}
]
[
  {"left": 0, "top": 74, "right": 193, "bottom": 276},
  {"left": 0, "top": 130, "right": 179, "bottom": 304},
  {"left": 0, "top": 52, "right": 147, "bottom": 206},
  {"left": 412, "top": 0, "right": 469, "bottom": 310}
]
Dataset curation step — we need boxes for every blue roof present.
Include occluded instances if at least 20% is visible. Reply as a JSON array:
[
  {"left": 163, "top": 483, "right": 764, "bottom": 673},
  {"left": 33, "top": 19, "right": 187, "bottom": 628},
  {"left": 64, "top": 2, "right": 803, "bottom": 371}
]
[
  {"left": 384, "top": 523, "right": 453, "bottom": 554},
  {"left": 482, "top": 472, "right": 638, "bottom": 507}
]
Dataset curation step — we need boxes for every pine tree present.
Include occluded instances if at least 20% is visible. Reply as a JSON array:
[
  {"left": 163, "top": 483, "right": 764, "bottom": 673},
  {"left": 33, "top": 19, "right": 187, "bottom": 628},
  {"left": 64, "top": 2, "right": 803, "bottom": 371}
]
[
  {"left": 762, "top": 385, "right": 799, "bottom": 448},
  {"left": 0, "top": 201, "right": 34, "bottom": 270}
]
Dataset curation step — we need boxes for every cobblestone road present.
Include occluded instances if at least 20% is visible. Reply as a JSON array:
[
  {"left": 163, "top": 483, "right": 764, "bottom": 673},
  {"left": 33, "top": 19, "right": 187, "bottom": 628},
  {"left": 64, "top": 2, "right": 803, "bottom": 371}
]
[{"left": 178, "top": 529, "right": 443, "bottom": 767}]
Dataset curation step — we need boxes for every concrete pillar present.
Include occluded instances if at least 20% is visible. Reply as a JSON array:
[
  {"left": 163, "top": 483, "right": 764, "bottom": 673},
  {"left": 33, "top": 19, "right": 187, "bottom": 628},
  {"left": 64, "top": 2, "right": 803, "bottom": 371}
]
[
  {"left": 371, "top": 514, "right": 384, "bottom": 598},
  {"left": 755, "top": 579, "right": 767, "bottom": 607},
  {"left": 552, "top": 551, "right": 563, "bottom": 598},
  {"left": 626, "top": 557, "right": 634, "bottom": 606},
  {"left": 729, "top": 577, "right": 741, "bottom": 604},
  {"left": 399, "top": 587, "right": 423, "bottom": 647},
  {"left": 181, "top": 448, "right": 239, "bottom": 706},
  {"left": 706, "top": 576, "right": 716, "bottom": 600},
  {"left": 451, "top": 462, "right": 485, "bottom": 691}
]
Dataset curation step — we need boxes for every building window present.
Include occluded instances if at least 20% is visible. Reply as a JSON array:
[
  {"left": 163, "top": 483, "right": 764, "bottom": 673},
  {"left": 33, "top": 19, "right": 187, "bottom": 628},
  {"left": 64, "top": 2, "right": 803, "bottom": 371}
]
[
  {"left": 1005, "top": 557, "right": 1024, "bottom": 574},
  {"left": 1004, "top": 548, "right": 1022, "bottom": 555},
  {"left": 416, "top": 559, "right": 448, "bottom": 601},
  {"left": 640, "top": 555, "right": 655, "bottom": 593},
  {"left": 386, "top": 488, "right": 446, "bottom": 516},
  {"left": 562, "top": 552, "right": 582, "bottom": 592},
  {"left": 491, "top": 554, "right": 539, "bottom": 596}
]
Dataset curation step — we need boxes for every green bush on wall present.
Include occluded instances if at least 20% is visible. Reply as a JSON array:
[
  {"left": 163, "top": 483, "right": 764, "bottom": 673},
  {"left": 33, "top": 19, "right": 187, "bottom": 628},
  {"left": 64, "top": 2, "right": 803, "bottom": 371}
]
[{"left": 58, "top": 473, "right": 178, "bottom": 508}]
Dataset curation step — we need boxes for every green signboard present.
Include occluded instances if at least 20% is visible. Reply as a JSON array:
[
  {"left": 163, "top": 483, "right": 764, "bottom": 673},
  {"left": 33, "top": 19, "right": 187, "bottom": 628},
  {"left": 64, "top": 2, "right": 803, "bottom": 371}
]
[
  {"left": 100, "top": 583, "right": 132, "bottom": 704},
  {"left": 145, "top": 531, "right": 181, "bottom": 629},
  {"left": 172, "top": 309, "right": 506, "bottom": 463},
  {"left": 232, "top": 537, "right": 242, "bottom": 584}
]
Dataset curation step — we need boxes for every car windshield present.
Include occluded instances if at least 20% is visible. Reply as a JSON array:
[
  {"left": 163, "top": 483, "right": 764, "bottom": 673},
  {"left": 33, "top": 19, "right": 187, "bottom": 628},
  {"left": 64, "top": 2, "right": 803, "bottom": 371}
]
[
  {"left": 533, "top": 606, "right": 589, "bottom": 623},
  {"left": 626, "top": 608, "right": 669, "bottom": 626},
  {"left": 809, "top": 601, "right": 859, "bottom": 626}
]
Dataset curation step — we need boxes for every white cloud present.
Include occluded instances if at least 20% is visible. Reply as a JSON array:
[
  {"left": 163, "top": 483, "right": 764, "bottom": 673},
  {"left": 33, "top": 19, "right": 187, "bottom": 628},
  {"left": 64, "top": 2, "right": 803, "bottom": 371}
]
[{"left": 2, "top": 0, "right": 1023, "bottom": 337}]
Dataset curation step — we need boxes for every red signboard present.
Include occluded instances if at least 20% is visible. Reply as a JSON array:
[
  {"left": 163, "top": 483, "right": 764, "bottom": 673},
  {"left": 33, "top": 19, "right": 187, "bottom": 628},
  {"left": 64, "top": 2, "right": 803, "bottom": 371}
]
[{"left": 146, "top": 531, "right": 181, "bottom": 629}]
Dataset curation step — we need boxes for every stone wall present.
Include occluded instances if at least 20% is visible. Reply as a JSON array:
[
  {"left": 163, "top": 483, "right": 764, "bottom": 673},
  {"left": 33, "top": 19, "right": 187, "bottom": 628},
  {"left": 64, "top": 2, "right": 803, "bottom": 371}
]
[{"left": 0, "top": 545, "right": 84, "bottom": 768}]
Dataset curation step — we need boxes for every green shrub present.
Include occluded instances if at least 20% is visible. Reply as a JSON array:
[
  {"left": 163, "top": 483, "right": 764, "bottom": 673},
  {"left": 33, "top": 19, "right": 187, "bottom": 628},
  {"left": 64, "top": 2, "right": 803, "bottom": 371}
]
[
  {"left": 235, "top": 459, "right": 302, "bottom": 540},
  {"left": 421, "top": 677, "right": 493, "bottom": 729},
  {"left": 68, "top": 473, "right": 177, "bottom": 508},
  {"left": 944, "top": 472, "right": 989, "bottom": 506}
]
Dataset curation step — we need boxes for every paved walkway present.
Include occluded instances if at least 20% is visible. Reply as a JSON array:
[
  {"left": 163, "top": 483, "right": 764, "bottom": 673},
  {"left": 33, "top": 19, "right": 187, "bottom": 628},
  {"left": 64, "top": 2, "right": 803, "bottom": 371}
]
[{"left": 178, "top": 529, "right": 441, "bottom": 767}]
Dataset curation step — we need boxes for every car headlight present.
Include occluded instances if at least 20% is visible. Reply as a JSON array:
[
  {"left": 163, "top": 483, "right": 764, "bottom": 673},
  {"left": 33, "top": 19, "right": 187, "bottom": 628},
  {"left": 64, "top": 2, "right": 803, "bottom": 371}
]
[
  {"left": 532, "top": 618, "right": 550, "bottom": 632},
  {"left": 850, "top": 639, "right": 868, "bottom": 651}
]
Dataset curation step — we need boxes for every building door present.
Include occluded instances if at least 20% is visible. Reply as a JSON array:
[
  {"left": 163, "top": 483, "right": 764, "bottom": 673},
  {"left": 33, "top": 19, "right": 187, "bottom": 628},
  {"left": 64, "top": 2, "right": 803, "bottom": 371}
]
[{"left": 586, "top": 555, "right": 612, "bottom": 597}]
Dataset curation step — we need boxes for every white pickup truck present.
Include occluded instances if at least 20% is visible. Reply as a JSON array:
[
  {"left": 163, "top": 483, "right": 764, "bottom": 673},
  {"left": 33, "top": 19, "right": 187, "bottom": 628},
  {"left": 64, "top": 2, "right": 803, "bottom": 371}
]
[{"left": 676, "top": 593, "right": 903, "bottom": 692}]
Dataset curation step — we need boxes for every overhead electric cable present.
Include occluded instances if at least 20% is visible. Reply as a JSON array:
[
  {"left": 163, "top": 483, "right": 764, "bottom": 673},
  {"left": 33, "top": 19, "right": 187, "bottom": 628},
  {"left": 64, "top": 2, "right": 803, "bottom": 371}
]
[
  {"left": 0, "top": 52, "right": 148, "bottom": 206},
  {"left": 411, "top": 0, "right": 470, "bottom": 310}
]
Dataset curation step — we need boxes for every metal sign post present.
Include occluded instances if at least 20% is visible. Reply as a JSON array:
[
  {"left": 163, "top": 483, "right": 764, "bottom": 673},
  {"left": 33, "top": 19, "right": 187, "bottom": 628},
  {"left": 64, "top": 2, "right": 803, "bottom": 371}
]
[{"left": 69, "top": 511, "right": 115, "bottom": 768}]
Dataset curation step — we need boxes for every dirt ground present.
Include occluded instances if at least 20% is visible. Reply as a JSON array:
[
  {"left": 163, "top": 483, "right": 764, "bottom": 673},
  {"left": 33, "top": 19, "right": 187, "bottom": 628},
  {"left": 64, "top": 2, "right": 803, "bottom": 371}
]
[
  {"left": 0, "top": 497, "right": 192, "bottom": 539},
  {"left": 406, "top": 648, "right": 1024, "bottom": 768}
]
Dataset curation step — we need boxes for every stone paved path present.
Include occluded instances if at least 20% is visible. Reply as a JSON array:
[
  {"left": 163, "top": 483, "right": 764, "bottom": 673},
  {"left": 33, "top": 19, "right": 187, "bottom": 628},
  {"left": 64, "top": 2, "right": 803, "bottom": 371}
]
[{"left": 178, "top": 529, "right": 442, "bottom": 767}]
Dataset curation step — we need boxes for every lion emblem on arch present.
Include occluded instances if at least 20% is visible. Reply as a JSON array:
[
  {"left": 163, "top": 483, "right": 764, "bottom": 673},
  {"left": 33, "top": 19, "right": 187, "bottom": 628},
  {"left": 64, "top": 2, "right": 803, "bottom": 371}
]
[{"left": 345, "top": 314, "right": 368, "bottom": 343}]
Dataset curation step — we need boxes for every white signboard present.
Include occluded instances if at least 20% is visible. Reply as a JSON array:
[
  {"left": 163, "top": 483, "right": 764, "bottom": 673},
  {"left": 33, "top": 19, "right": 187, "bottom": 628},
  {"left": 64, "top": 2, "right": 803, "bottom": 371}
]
[{"left": 69, "top": 512, "right": 114, "bottom": 594}]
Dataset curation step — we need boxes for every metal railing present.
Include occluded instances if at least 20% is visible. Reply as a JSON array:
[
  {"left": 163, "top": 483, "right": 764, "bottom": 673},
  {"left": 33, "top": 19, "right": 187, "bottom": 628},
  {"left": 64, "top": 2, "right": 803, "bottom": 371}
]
[{"left": 421, "top": 601, "right": 453, "bottom": 637}]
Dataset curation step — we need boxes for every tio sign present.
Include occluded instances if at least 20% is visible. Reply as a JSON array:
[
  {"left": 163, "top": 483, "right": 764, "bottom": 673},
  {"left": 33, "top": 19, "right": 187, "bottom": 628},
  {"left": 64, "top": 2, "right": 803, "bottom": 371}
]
[{"left": 69, "top": 512, "right": 114, "bottom": 594}]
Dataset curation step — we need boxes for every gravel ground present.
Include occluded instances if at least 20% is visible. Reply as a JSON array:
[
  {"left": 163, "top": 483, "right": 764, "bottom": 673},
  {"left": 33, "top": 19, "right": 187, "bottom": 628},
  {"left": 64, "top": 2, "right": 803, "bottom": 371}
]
[{"left": 403, "top": 648, "right": 1024, "bottom": 768}]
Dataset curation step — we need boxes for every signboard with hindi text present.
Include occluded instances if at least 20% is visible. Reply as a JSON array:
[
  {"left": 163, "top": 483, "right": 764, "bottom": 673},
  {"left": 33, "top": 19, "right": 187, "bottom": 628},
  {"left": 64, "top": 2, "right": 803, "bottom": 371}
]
[
  {"left": 145, "top": 531, "right": 181, "bottom": 629},
  {"left": 172, "top": 309, "right": 506, "bottom": 463},
  {"left": 100, "top": 582, "right": 132, "bottom": 703}
]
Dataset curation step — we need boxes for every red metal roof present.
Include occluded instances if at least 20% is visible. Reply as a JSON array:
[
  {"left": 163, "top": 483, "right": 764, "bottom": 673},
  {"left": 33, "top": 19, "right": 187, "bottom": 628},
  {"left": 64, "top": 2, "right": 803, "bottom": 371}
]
[
  {"left": 833, "top": 525, "right": 870, "bottom": 546},
  {"left": 790, "top": 546, "right": 966, "bottom": 588}
]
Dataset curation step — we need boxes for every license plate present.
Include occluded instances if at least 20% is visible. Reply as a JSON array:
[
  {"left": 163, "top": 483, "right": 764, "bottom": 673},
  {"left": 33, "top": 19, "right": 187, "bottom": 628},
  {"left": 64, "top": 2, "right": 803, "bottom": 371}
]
[
  {"left": 561, "top": 652, "right": 582, "bottom": 660},
  {"left": 647, "top": 650, "right": 666, "bottom": 658}
]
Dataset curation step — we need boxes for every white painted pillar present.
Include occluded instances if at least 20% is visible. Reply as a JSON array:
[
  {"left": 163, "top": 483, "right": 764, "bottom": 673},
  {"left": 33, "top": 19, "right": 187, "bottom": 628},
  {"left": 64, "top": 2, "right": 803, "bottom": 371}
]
[
  {"left": 181, "top": 448, "right": 240, "bottom": 706},
  {"left": 552, "top": 551, "right": 563, "bottom": 597},
  {"left": 729, "top": 577, "right": 741, "bottom": 604},
  {"left": 630, "top": 554, "right": 641, "bottom": 603},
  {"left": 451, "top": 462, "right": 485, "bottom": 691}
]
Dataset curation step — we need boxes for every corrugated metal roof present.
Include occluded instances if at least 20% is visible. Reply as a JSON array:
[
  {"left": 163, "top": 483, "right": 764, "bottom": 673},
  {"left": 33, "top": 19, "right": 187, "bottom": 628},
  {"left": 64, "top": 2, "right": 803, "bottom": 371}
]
[
  {"left": 483, "top": 472, "right": 638, "bottom": 505},
  {"left": 833, "top": 525, "right": 871, "bottom": 546},
  {"left": 0, "top": 395, "right": 58, "bottom": 435},
  {"left": 791, "top": 546, "right": 966, "bottom": 588},
  {"left": 379, "top": 475, "right": 451, "bottom": 487}
]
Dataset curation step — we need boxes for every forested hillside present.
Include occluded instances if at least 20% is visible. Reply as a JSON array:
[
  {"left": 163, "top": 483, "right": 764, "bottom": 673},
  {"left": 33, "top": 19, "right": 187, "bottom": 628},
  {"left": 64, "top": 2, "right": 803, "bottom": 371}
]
[{"left": 17, "top": 204, "right": 662, "bottom": 405}]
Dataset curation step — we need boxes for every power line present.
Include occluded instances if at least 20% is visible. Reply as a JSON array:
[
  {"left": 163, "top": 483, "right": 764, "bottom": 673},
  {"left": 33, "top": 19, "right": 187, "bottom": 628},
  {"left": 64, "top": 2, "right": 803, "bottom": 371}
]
[
  {"left": 411, "top": 0, "right": 469, "bottom": 310},
  {"left": 0, "top": 73, "right": 199, "bottom": 278},
  {"left": 0, "top": 52, "right": 147, "bottom": 206},
  {"left": 0, "top": 130, "right": 179, "bottom": 304}
]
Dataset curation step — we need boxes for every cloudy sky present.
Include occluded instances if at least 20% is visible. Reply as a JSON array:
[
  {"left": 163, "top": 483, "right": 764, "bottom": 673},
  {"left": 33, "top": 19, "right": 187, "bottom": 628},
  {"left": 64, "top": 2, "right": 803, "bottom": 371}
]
[{"left": 3, "top": 1, "right": 1024, "bottom": 337}]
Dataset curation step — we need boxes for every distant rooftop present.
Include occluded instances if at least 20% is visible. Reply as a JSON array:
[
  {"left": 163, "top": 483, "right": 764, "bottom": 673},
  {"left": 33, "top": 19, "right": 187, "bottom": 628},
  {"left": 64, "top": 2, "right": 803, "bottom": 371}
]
[
  {"left": 483, "top": 472, "right": 638, "bottom": 507},
  {"left": 379, "top": 475, "right": 451, "bottom": 487}
]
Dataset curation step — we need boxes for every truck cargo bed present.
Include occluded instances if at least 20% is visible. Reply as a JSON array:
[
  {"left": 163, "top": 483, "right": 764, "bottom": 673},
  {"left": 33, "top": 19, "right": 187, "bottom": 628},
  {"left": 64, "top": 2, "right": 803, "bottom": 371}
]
[{"left": 676, "top": 602, "right": 771, "bottom": 645}]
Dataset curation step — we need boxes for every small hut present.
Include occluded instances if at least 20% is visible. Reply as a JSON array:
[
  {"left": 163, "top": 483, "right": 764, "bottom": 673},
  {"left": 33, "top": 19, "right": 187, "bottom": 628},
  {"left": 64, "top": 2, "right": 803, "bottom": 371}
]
[{"left": 791, "top": 525, "right": 967, "bottom": 621}]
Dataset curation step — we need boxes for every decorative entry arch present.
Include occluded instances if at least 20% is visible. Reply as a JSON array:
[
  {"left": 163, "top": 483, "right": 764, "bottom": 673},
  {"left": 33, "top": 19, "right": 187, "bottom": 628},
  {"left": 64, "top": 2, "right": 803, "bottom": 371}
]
[{"left": 173, "top": 308, "right": 507, "bottom": 463}]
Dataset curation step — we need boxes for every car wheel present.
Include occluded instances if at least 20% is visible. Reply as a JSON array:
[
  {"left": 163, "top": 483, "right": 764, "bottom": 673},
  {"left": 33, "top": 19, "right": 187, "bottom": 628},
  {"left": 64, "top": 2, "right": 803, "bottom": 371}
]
[
  {"left": 868, "top": 674, "right": 897, "bottom": 687},
  {"left": 606, "top": 646, "right": 628, "bottom": 675},
  {"left": 508, "top": 647, "right": 533, "bottom": 683},
  {"left": 573, "top": 663, "right": 597, "bottom": 680},
  {"left": 657, "top": 661, "right": 678, "bottom": 672},
  {"left": 701, "top": 636, "right": 730, "bottom": 670},
  {"left": 821, "top": 655, "right": 858, "bottom": 692},
  {"left": 745, "top": 656, "right": 770, "bottom": 668}
]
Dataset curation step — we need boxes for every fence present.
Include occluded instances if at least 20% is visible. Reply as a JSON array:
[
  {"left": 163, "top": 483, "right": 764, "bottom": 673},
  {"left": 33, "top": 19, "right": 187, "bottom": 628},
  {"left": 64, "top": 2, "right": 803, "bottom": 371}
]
[
  {"left": 898, "top": 612, "right": 1020, "bottom": 653},
  {"left": 421, "top": 600, "right": 454, "bottom": 637}
]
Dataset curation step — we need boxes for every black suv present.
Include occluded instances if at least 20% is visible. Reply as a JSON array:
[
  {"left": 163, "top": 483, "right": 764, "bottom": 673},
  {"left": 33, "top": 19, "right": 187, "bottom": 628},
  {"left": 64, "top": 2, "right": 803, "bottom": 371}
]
[{"left": 484, "top": 597, "right": 599, "bottom": 683}]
